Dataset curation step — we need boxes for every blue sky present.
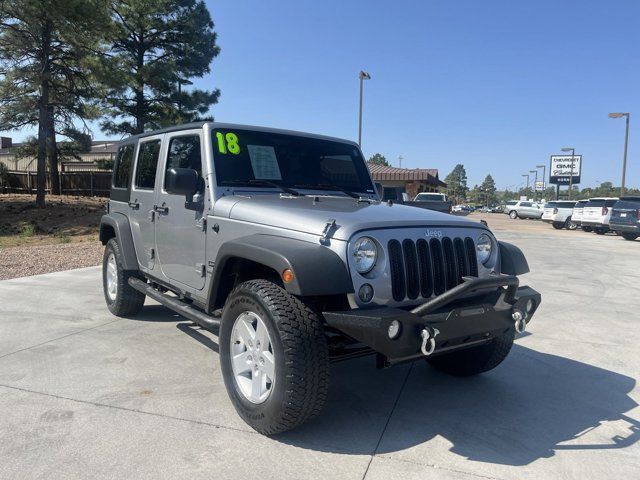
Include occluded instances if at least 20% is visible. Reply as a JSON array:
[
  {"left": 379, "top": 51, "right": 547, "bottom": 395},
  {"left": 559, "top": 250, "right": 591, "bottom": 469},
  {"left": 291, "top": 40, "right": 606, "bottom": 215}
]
[{"left": 12, "top": 0, "right": 640, "bottom": 190}]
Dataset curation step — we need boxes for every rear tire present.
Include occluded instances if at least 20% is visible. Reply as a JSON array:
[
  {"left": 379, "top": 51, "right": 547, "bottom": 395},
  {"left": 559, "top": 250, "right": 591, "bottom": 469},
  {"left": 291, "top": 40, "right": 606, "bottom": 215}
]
[
  {"left": 219, "top": 279, "right": 329, "bottom": 435},
  {"left": 509, "top": 210, "right": 518, "bottom": 219},
  {"left": 594, "top": 228, "right": 607, "bottom": 235},
  {"left": 102, "top": 238, "right": 145, "bottom": 317},
  {"left": 565, "top": 217, "right": 577, "bottom": 230},
  {"left": 427, "top": 330, "right": 515, "bottom": 377},
  {"left": 621, "top": 232, "right": 639, "bottom": 241},
  {"left": 582, "top": 226, "right": 593, "bottom": 232},
  {"left": 552, "top": 222, "right": 563, "bottom": 229}
]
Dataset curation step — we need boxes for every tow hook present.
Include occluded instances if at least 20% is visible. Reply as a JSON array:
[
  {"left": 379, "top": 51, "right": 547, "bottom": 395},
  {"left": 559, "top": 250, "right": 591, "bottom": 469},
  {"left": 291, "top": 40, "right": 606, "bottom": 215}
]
[
  {"left": 420, "top": 327, "right": 440, "bottom": 356},
  {"left": 512, "top": 309, "right": 527, "bottom": 334}
]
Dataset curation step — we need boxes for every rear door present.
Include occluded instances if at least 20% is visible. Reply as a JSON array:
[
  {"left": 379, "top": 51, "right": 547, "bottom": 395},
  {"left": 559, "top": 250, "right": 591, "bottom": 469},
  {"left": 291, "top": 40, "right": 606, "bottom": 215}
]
[
  {"left": 154, "top": 130, "right": 207, "bottom": 290},
  {"left": 129, "top": 135, "right": 163, "bottom": 270},
  {"left": 583, "top": 200, "right": 604, "bottom": 223}
]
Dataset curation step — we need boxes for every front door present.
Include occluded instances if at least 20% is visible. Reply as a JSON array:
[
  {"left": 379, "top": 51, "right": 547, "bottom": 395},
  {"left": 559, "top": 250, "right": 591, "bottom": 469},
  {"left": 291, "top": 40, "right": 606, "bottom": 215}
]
[
  {"left": 129, "top": 135, "right": 163, "bottom": 270},
  {"left": 154, "top": 130, "right": 207, "bottom": 290}
]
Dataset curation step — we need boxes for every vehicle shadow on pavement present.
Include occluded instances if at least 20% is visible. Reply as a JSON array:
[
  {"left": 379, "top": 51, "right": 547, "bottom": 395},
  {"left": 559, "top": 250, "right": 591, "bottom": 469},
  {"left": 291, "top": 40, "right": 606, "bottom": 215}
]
[{"left": 275, "top": 345, "right": 639, "bottom": 466}]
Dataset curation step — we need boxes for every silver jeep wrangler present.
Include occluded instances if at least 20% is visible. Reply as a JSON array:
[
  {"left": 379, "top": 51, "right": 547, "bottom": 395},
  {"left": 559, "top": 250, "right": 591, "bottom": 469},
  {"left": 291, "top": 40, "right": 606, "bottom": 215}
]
[{"left": 100, "top": 122, "right": 541, "bottom": 435}]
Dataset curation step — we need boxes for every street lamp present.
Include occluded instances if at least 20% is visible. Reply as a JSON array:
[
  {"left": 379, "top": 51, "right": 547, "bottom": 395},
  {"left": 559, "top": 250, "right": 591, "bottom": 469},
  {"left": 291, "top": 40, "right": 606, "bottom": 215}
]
[
  {"left": 176, "top": 77, "right": 193, "bottom": 122},
  {"left": 561, "top": 147, "right": 576, "bottom": 199},
  {"left": 358, "top": 71, "right": 371, "bottom": 147},
  {"left": 522, "top": 174, "right": 530, "bottom": 199},
  {"left": 536, "top": 164, "right": 546, "bottom": 192},
  {"left": 608, "top": 112, "right": 630, "bottom": 197},
  {"left": 530, "top": 169, "right": 538, "bottom": 201}
]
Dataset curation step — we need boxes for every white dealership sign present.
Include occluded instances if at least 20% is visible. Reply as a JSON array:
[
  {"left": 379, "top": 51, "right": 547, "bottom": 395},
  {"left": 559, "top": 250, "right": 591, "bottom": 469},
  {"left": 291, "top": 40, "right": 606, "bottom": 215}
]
[{"left": 550, "top": 155, "right": 582, "bottom": 185}]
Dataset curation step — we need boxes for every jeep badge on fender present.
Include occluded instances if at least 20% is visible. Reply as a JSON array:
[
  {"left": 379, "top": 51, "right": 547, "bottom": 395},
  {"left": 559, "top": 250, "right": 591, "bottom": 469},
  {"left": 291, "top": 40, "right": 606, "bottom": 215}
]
[{"left": 99, "top": 122, "right": 541, "bottom": 435}]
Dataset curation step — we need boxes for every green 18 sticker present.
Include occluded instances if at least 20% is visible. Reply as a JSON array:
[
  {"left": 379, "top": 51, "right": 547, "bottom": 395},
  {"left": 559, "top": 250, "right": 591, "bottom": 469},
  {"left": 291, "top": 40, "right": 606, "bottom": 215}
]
[{"left": 215, "top": 131, "right": 240, "bottom": 155}]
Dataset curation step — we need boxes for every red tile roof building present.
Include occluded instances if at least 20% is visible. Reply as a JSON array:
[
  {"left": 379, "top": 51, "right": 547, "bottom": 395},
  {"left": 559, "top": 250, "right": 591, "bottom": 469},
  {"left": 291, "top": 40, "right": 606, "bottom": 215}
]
[{"left": 367, "top": 162, "right": 446, "bottom": 198}]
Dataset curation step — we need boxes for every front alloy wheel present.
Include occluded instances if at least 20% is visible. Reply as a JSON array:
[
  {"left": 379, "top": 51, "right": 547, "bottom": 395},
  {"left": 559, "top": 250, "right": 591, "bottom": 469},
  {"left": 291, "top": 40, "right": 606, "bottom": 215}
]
[
  {"left": 509, "top": 210, "right": 518, "bottom": 219},
  {"left": 230, "top": 311, "right": 276, "bottom": 404}
]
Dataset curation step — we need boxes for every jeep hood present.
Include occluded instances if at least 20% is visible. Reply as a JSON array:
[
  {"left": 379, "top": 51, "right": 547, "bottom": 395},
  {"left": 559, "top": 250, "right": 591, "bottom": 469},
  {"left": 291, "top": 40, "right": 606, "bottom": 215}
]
[{"left": 214, "top": 195, "right": 485, "bottom": 241}]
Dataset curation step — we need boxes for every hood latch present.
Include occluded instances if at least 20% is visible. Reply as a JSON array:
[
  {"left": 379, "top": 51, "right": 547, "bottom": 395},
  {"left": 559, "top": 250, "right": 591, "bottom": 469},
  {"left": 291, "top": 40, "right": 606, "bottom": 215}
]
[{"left": 319, "top": 219, "right": 337, "bottom": 245}]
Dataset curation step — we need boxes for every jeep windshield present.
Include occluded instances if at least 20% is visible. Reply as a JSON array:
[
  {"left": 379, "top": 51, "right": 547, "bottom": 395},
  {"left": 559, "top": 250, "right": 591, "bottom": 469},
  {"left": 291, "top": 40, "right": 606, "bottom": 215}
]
[{"left": 212, "top": 128, "right": 375, "bottom": 195}]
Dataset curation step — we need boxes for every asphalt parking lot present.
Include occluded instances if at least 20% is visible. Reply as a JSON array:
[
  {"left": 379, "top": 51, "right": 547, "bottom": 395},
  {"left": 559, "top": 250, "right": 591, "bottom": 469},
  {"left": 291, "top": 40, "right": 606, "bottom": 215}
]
[{"left": 1, "top": 215, "right": 639, "bottom": 480}]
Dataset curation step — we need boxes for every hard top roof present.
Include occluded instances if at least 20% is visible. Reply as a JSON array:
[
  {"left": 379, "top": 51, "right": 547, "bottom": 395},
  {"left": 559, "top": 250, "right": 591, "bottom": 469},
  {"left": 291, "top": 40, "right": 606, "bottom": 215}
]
[{"left": 119, "top": 122, "right": 358, "bottom": 147}]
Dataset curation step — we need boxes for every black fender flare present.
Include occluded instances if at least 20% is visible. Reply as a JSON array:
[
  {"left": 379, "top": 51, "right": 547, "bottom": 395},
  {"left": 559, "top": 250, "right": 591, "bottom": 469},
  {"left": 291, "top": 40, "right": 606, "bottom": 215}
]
[
  {"left": 99, "top": 213, "right": 138, "bottom": 270},
  {"left": 209, "top": 234, "right": 353, "bottom": 304},
  {"left": 498, "top": 241, "right": 529, "bottom": 276}
]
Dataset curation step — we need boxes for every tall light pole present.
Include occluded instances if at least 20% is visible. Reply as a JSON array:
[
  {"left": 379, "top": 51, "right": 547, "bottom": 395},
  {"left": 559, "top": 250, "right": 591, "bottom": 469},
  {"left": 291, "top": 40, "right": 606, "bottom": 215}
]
[
  {"left": 608, "top": 112, "right": 630, "bottom": 197},
  {"left": 522, "top": 174, "right": 530, "bottom": 199},
  {"left": 536, "top": 164, "right": 546, "bottom": 197},
  {"left": 358, "top": 71, "right": 371, "bottom": 147},
  {"left": 561, "top": 147, "right": 576, "bottom": 199},
  {"left": 530, "top": 169, "right": 538, "bottom": 201}
]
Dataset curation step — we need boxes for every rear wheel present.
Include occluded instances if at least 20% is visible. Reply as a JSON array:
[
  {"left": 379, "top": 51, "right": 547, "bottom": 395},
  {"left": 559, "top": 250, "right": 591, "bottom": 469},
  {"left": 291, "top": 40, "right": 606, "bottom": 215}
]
[
  {"left": 552, "top": 222, "right": 563, "bottom": 229},
  {"left": 427, "top": 330, "right": 515, "bottom": 377},
  {"left": 509, "top": 210, "right": 518, "bottom": 219},
  {"left": 565, "top": 217, "right": 577, "bottom": 230},
  {"left": 621, "top": 232, "right": 639, "bottom": 241},
  {"left": 594, "top": 228, "right": 607, "bottom": 235},
  {"left": 219, "top": 279, "right": 329, "bottom": 435},
  {"left": 102, "top": 238, "right": 145, "bottom": 317},
  {"left": 582, "top": 226, "right": 593, "bottom": 232}
]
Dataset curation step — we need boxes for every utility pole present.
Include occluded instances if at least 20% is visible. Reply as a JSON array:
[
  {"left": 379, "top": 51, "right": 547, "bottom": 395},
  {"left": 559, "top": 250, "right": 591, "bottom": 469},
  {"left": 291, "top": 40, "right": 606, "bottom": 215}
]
[
  {"left": 530, "top": 170, "right": 538, "bottom": 201},
  {"left": 522, "top": 174, "right": 530, "bottom": 199},
  {"left": 561, "top": 147, "right": 576, "bottom": 200},
  {"left": 398, "top": 155, "right": 403, "bottom": 168}
]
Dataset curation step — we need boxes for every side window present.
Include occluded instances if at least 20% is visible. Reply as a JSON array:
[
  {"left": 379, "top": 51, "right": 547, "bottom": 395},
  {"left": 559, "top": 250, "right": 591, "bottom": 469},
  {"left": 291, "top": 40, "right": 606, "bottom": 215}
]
[
  {"left": 521, "top": 202, "right": 532, "bottom": 207},
  {"left": 113, "top": 144, "right": 134, "bottom": 188},
  {"left": 165, "top": 135, "right": 202, "bottom": 190},
  {"left": 135, "top": 140, "right": 161, "bottom": 190}
]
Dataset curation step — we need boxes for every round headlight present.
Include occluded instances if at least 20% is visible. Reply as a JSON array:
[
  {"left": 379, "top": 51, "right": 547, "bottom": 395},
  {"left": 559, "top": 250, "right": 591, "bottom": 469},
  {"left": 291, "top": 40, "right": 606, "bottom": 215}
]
[
  {"left": 476, "top": 233, "right": 493, "bottom": 265},
  {"left": 353, "top": 236, "right": 378, "bottom": 274}
]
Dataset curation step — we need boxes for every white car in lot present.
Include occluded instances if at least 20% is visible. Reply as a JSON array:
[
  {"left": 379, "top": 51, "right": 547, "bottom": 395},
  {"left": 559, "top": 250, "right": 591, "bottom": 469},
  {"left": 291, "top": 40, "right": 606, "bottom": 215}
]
[
  {"left": 504, "top": 200, "right": 543, "bottom": 219},
  {"left": 571, "top": 200, "right": 590, "bottom": 231},
  {"left": 581, "top": 197, "right": 619, "bottom": 234},
  {"left": 541, "top": 201, "right": 577, "bottom": 230}
]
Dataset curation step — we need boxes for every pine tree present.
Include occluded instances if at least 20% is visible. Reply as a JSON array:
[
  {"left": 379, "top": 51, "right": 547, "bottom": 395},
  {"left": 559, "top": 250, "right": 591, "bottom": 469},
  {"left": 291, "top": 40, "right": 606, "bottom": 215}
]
[
  {"left": 0, "top": 0, "right": 107, "bottom": 206},
  {"left": 444, "top": 164, "right": 468, "bottom": 204},
  {"left": 368, "top": 153, "right": 389, "bottom": 167},
  {"left": 100, "top": 0, "right": 220, "bottom": 135}
]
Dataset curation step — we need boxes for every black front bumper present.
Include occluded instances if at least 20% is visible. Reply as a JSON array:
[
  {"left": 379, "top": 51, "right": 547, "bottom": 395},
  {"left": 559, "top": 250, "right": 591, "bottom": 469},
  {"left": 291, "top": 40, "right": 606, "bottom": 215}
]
[{"left": 323, "top": 275, "right": 541, "bottom": 366}]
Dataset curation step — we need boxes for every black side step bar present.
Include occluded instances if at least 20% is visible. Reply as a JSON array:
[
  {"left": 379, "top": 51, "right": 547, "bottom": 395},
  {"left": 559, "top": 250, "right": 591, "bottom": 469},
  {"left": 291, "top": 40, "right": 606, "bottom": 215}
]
[{"left": 128, "top": 277, "right": 220, "bottom": 331}]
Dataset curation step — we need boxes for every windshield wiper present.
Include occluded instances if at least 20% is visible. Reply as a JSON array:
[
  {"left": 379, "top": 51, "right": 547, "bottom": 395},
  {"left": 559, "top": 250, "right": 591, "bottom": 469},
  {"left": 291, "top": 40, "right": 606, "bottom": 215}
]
[
  {"left": 293, "top": 183, "right": 362, "bottom": 199},
  {"left": 221, "top": 179, "right": 304, "bottom": 196}
]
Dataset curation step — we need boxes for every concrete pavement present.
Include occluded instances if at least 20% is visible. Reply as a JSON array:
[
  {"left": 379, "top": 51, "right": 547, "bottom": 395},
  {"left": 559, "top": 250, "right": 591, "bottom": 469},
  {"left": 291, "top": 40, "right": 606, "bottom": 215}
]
[{"left": 1, "top": 223, "right": 639, "bottom": 479}]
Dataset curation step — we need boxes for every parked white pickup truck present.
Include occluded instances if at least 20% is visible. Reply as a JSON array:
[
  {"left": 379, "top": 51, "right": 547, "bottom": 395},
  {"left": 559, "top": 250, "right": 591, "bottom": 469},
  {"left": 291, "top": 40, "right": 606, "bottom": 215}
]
[{"left": 541, "top": 201, "right": 577, "bottom": 230}]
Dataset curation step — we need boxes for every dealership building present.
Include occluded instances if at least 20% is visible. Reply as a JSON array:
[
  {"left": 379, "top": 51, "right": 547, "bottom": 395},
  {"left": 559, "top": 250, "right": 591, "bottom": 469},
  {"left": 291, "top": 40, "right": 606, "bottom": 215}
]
[{"left": 367, "top": 162, "right": 447, "bottom": 198}]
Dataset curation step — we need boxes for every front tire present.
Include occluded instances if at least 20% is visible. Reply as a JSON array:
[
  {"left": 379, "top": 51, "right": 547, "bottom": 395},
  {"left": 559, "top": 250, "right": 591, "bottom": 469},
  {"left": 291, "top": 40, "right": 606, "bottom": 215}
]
[
  {"left": 552, "top": 222, "right": 563, "bottom": 229},
  {"left": 102, "top": 238, "right": 145, "bottom": 317},
  {"left": 594, "top": 228, "right": 607, "bottom": 235},
  {"left": 509, "top": 210, "right": 518, "bottom": 219},
  {"left": 621, "top": 232, "right": 639, "bottom": 241},
  {"left": 427, "top": 330, "right": 515, "bottom": 377},
  {"left": 219, "top": 280, "right": 329, "bottom": 435},
  {"left": 582, "top": 226, "right": 593, "bottom": 232}
]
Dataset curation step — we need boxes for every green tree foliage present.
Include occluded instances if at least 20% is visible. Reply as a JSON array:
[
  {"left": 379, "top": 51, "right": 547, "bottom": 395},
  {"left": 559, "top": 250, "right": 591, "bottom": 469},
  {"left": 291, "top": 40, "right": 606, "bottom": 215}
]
[
  {"left": 100, "top": 0, "right": 220, "bottom": 135},
  {"left": 16, "top": 130, "right": 93, "bottom": 163},
  {"left": 368, "top": 153, "right": 390, "bottom": 167},
  {"left": 478, "top": 174, "right": 497, "bottom": 205},
  {"left": 444, "top": 164, "right": 468, "bottom": 204},
  {"left": 0, "top": 0, "right": 108, "bottom": 205}
]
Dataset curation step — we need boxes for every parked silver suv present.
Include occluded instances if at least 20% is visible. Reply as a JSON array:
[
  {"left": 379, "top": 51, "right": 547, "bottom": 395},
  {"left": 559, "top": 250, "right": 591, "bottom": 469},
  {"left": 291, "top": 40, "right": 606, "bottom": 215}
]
[
  {"left": 504, "top": 200, "right": 543, "bottom": 219},
  {"left": 100, "top": 122, "right": 540, "bottom": 435}
]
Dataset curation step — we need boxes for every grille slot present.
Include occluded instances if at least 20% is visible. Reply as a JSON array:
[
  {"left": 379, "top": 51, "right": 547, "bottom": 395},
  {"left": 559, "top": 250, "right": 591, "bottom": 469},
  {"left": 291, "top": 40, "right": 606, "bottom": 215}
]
[{"left": 387, "top": 236, "right": 478, "bottom": 302}]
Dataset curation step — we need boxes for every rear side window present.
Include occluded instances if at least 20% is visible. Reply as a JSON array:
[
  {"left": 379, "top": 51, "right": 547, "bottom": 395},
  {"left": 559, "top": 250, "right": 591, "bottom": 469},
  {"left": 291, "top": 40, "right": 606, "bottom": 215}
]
[
  {"left": 521, "top": 202, "right": 532, "bottom": 207},
  {"left": 546, "top": 202, "right": 557, "bottom": 208},
  {"left": 165, "top": 135, "right": 202, "bottom": 189},
  {"left": 506, "top": 201, "right": 517, "bottom": 206},
  {"left": 135, "top": 140, "right": 161, "bottom": 189},
  {"left": 113, "top": 144, "right": 134, "bottom": 188}
]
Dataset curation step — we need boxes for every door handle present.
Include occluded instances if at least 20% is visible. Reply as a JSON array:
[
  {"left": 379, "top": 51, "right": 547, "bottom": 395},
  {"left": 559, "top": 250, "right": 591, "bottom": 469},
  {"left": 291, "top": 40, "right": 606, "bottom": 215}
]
[
  {"left": 153, "top": 204, "right": 169, "bottom": 214},
  {"left": 128, "top": 201, "right": 140, "bottom": 210}
]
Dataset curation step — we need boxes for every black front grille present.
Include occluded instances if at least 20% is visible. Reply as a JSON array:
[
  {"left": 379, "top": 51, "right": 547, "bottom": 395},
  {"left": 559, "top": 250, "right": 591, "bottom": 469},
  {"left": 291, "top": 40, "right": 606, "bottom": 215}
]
[{"left": 388, "top": 236, "right": 478, "bottom": 301}]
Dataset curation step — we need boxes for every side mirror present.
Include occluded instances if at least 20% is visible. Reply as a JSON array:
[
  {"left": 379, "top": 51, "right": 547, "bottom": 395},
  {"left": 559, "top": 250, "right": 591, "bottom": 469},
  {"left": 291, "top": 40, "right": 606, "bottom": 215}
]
[{"left": 165, "top": 168, "right": 199, "bottom": 196}]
